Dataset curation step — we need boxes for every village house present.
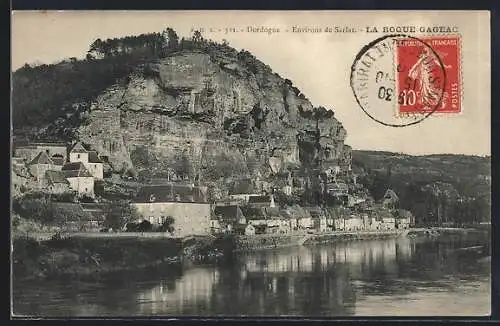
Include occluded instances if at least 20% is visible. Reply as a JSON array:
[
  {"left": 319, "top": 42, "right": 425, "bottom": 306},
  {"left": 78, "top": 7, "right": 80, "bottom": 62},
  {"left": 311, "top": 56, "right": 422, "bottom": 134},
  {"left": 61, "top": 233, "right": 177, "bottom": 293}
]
[
  {"left": 27, "top": 151, "right": 64, "bottom": 187},
  {"left": 212, "top": 204, "right": 246, "bottom": 234},
  {"left": 61, "top": 162, "right": 95, "bottom": 198},
  {"left": 241, "top": 206, "right": 268, "bottom": 227},
  {"left": 130, "top": 183, "right": 211, "bottom": 238},
  {"left": 69, "top": 142, "right": 104, "bottom": 180},
  {"left": 43, "top": 170, "right": 71, "bottom": 195},
  {"left": 307, "top": 207, "right": 328, "bottom": 233},
  {"left": 335, "top": 215, "right": 364, "bottom": 231},
  {"left": 14, "top": 141, "right": 68, "bottom": 163},
  {"left": 395, "top": 209, "right": 413, "bottom": 229},
  {"left": 86, "top": 151, "right": 104, "bottom": 180}
]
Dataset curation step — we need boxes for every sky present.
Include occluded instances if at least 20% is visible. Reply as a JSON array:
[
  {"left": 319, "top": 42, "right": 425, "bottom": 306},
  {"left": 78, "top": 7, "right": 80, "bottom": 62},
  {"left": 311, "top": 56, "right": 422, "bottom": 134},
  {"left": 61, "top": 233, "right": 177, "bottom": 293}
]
[{"left": 11, "top": 11, "right": 491, "bottom": 156}]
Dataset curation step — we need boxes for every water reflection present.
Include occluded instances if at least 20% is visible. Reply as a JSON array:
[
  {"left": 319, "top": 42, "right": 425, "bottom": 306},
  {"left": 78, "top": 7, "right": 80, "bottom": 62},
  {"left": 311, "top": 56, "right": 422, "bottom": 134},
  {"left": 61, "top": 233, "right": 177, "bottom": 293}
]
[{"left": 13, "top": 234, "right": 490, "bottom": 317}]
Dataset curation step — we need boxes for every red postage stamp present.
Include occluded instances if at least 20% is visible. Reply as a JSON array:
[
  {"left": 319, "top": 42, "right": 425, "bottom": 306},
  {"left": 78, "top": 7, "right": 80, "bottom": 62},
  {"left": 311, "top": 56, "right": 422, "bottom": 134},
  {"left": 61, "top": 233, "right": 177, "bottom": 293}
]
[{"left": 395, "top": 36, "right": 461, "bottom": 116}]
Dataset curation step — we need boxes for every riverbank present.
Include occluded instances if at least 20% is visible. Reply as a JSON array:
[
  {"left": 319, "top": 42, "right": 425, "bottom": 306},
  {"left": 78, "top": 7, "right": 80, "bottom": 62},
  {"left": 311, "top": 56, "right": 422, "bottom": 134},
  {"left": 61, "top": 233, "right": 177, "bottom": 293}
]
[
  {"left": 12, "top": 227, "right": 488, "bottom": 281},
  {"left": 11, "top": 235, "right": 224, "bottom": 281},
  {"left": 231, "top": 229, "right": 409, "bottom": 252}
]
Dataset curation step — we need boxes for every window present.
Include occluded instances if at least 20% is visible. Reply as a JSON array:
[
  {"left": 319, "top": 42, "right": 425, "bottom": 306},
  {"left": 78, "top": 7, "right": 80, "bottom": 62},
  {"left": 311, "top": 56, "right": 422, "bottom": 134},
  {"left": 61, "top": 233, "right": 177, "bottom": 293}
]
[{"left": 77, "top": 154, "right": 80, "bottom": 159}]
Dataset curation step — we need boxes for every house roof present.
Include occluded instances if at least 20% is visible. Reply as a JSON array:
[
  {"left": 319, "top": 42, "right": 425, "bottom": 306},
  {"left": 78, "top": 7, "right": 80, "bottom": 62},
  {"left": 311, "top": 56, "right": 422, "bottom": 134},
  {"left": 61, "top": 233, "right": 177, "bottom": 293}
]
[
  {"left": 61, "top": 162, "right": 93, "bottom": 178},
  {"left": 28, "top": 151, "right": 53, "bottom": 165},
  {"left": 88, "top": 151, "right": 104, "bottom": 163},
  {"left": 45, "top": 170, "right": 69, "bottom": 185},
  {"left": 214, "top": 205, "right": 244, "bottom": 220},
  {"left": 240, "top": 206, "right": 267, "bottom": 219},
  {"left": 263, "top": 206, "right": 281, "bottom": 218},
  {"left": 383, "top": 189, "right": 399, "bottom": 201},
  {"left": 248, "top": 195, "right": 271, "bottom": 204},
  {"left": 133, "top": 184, "right": 208, "bottom": 203},
  {"left": 70, "top": 142, "right": 88, "bottom": 154}
]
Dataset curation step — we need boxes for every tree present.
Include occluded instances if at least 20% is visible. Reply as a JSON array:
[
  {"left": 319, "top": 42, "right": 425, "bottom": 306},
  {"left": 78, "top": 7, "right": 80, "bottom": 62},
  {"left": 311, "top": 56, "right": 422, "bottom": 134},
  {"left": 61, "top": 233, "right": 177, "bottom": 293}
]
[
  {"left": 104, "top": 200, "right": 140, "bottom": 230},
  {"left": 157, "top": 216, "right": 175, "bottom": 233},
  {"left": 192, "top": 30, "right": 203, "bottom": 43},
  {"left": 12, "top": 192, "right": 53, "bottom": 224},
  {"left": 162, "top": 27, "right": 179, "bottom": 50}
]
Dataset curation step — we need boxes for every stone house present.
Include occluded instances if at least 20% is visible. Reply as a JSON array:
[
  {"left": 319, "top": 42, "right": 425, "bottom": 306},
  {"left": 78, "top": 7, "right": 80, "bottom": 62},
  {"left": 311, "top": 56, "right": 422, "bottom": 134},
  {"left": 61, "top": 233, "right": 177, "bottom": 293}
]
[
  {"left": 130, "top": 184, "right": 211, "bottom": 237},
  {"left": 367, "top": 217, "right": 383, "bottom": 230},
  {"left": 233, "top": 223, "right": 256, "bottom": 236},
  {"left": 395, "top": 209, "right": 413, "bottom": 229},
  {"left": 242, "top": 207, "right": 268, "bottom": 226},
  {"left": 381, "top": 217, "right": 396, "bottom": 230},
  {"left": 44, "top": 170, "right": 71, "bottom": 195},
  {"left": 214, "top": 204, "right": 246, "bottom": 225},
  {"left": 298, "top": 216, "right": 313, "bottom": 229},
  {"left": 396, "top": 217, "right": 411, "bottom": 229},
  {"left": 69, "top": 142, "right": 89, "bottom": 163},
  {"left": 61, "top": 162, "right": 95, "bottom": 198},
  {"left": 308, "top": 207, "right": 327, "bottom": 232},
  {"left": 267, "top": 218, "right": 291, "bottom": 234},
  {"left": 86, "top": 151, "right": 104, "bottom": 180},
  {"left": 213, "top": 204, "right": 246, "bottom": 233},
  {"left": 27, "top": 151, "right": 64, "bottom": 187},
  {"left": 69, "top": 142, "right": 104, "bottom": 180},
  {"left": 335, "top": 215, "right": 364, "bottom": 231}
]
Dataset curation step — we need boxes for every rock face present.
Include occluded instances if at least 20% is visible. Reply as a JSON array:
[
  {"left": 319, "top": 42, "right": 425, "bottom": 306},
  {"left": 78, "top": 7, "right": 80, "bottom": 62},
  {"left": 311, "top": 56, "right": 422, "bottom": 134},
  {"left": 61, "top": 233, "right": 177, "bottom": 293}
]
[{"left": 76, "top": 49, "right": 351, "bottom": 191}]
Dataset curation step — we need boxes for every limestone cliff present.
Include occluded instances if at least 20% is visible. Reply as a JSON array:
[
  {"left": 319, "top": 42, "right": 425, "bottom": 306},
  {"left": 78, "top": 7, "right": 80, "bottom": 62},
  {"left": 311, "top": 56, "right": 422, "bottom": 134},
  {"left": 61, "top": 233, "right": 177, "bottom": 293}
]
[{"left": 73, "top": 48, "right": 350, "bottom": 191}]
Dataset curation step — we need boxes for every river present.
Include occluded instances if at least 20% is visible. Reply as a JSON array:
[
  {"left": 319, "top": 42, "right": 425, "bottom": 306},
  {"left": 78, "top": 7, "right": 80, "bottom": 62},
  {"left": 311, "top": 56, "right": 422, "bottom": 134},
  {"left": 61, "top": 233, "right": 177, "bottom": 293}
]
[{"left": 12, "top": 232, "right": 491, "bottom": 317}]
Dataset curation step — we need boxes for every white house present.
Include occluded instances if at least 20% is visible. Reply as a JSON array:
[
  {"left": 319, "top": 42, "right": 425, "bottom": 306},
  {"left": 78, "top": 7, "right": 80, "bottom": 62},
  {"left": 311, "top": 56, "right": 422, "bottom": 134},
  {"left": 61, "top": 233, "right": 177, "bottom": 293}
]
[
  {"left": 61, "top": 162, "right": 95, "bottom": 197},
  {"left": 69, "top": 142, "right": 104, "bottom": 180},
  {"left": 130, "top": 184, "right": 212, "bottom": 237},
  {"left": 27, "top": 151, "right": 63, "bottom": 187},
  {"left": 69, "top": 142, "right": 89, "bottom": 163}
]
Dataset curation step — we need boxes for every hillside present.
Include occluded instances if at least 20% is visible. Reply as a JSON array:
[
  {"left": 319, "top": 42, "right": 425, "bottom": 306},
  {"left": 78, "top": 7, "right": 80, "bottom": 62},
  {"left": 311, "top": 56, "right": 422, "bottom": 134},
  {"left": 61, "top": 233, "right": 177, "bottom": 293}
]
[
  {"left": 12, "top": 29, "right": 351, "bottom": 202},
  {"left": 352, "top": 150, "right": 491, "bottom": 224}
]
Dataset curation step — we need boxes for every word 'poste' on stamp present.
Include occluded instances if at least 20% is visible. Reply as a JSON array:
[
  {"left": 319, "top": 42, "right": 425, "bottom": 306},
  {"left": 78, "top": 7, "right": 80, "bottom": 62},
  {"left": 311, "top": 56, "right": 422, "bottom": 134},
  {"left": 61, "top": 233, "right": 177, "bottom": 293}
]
[{"left": 395, "top": 35, "right": 461, "bottom": 116}]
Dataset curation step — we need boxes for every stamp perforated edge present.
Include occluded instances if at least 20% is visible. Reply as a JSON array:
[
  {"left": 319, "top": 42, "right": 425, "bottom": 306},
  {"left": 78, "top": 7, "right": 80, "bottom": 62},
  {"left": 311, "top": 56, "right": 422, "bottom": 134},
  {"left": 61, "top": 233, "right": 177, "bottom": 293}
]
[{"left": 393, "top": 34, "right": 464, "bottom": 119}]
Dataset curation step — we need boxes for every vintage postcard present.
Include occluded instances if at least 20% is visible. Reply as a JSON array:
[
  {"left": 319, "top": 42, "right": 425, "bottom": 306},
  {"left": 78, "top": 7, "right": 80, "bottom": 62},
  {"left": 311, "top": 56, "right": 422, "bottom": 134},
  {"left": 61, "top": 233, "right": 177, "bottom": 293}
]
[{"left": 10, "top": 11, "right": 491, "bottom": 318}]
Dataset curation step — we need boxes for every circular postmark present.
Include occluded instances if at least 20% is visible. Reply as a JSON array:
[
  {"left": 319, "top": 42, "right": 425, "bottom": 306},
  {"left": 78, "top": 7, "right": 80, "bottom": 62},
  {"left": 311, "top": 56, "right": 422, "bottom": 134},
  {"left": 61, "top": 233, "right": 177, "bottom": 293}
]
[{"left": 350, "top": 34, "right": 447, "bottom": 127}]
